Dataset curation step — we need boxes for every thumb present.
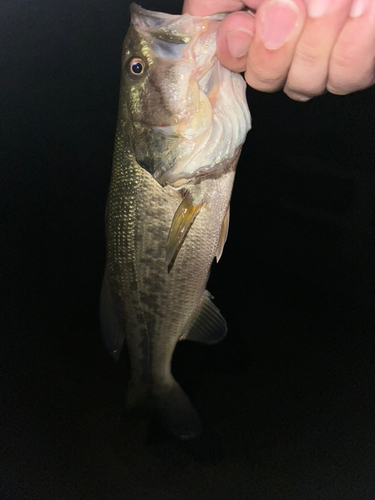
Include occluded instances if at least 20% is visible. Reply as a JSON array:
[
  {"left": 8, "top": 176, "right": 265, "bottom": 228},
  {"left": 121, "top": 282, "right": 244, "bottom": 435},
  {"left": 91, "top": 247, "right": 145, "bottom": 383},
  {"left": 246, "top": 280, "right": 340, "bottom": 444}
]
[{"left": 216, "top": 11, "right": 256, "bottom": 72}]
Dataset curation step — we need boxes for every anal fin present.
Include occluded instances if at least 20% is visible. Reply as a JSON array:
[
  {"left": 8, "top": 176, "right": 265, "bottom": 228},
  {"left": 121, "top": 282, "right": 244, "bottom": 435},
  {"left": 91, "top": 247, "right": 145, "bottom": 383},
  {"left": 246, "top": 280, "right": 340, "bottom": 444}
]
[
  {"left": 181, "top": 290, "right": 227, "bottom": 345},
  {"left": 166, "top": 191, "right": 203, "bottom": 273}
]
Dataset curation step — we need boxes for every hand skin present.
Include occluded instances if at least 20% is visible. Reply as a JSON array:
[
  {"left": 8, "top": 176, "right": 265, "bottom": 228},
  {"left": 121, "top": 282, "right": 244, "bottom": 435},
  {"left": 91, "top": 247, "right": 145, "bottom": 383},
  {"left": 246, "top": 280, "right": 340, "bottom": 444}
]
[{"left": 182, "top": 0, "right": 375, "bottom": 101}]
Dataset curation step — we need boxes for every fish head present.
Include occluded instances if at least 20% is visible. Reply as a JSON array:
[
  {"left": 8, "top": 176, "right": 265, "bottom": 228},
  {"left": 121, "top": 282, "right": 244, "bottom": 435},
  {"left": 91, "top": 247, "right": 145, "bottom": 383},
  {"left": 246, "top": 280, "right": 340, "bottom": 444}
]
[{"left": 120, "top": 4, "right": 251, "bottom": 187}]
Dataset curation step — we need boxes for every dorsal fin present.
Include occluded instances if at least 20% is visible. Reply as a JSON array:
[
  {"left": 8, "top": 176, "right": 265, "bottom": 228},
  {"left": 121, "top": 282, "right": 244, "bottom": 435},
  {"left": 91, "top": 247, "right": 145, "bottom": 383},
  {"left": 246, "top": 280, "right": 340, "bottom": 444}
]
[
  {"left": 166, "top": 191, "right": 203, "bottom": 273},
  {"left": 216, "top": 205, "right": 230, "bottom": 262},
  {"left": 180, "top": 290, "right": 227, "bottom": 345}
]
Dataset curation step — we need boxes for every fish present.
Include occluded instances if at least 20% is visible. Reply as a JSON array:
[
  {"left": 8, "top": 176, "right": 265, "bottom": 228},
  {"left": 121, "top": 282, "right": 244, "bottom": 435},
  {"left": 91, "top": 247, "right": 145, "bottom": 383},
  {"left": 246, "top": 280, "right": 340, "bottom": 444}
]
[{"left": 100, "top": 3, "right": 251, "bottom": 439}]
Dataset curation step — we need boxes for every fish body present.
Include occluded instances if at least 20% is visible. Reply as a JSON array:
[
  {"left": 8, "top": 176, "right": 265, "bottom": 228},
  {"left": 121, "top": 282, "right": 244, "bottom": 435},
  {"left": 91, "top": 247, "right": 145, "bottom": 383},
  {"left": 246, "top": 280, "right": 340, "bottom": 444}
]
[{"left": 101, "top": 4, "right": 251, "bottom": 439}]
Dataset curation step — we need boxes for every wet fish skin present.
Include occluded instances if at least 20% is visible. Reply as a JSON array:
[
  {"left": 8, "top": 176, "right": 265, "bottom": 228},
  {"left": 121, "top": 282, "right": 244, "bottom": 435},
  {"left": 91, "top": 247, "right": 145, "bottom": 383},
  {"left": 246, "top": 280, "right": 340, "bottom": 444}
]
[{"left": 101, "top": 4, "right": 250, "bottom": 439}]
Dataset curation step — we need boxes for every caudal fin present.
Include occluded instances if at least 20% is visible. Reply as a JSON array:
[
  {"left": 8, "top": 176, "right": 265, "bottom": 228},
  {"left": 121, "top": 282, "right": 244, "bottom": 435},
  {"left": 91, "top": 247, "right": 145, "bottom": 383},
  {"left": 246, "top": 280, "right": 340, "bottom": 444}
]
[{"left": 126, "top": 377, "right": 202, "bottom": 440}]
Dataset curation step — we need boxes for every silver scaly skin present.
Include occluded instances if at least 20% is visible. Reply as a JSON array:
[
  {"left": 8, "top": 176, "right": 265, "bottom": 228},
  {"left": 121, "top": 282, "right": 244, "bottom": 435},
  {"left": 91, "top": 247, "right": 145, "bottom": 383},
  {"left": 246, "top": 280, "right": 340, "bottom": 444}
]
[{"left": 101, "top": 3, "right": 251, "bottom": 439}]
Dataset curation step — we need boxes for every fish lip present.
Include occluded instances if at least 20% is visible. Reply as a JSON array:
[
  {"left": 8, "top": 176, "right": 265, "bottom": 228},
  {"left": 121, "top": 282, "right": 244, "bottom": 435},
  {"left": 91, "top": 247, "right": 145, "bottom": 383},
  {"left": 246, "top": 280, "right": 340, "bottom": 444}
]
[{"left": 130, "top": 2, "right": 227, "bottom": 24}]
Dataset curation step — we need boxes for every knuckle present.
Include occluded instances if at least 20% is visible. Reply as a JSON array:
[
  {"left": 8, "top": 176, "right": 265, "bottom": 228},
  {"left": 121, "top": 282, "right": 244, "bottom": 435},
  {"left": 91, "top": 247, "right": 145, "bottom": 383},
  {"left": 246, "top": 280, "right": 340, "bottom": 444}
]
[
  {"left": 284, "top": 78, "right": 326, "bottom": 100},
  {"left": 330, "top": 48, "right": 358, "bottom": 73},
  {"left": 283, "top": 89, "right": 312, "bottom": 102},
  {"left": 327, "top": 70, "right": 375, "bottom": 95},
  {"left": 328, "top": 51, "right": 375, "bottom": 94},
  {"left": 245, "top": 65, "right": 285, "bottom": 91},
  {"left": 327, "top": 36, "right": 375, "bottom": 94},
  {"left": 294, "top": 41, "right": 320, "bottom": 68},
  {"left": 326, "top": 81, "right": 349, "bottom": 95}
]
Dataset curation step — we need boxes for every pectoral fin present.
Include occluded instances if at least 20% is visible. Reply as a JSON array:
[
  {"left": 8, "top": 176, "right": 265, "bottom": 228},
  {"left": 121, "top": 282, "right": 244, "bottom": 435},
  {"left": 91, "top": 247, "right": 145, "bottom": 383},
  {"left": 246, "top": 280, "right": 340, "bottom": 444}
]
[
  {"left": 216, "top": 205, "right": 230, "bottom": 263},
  {"left": 166, "top": 192, "right": 203, "bottom": 273},
  {"left": 180, "top": 290, "right": 227, "bottom": 345}
]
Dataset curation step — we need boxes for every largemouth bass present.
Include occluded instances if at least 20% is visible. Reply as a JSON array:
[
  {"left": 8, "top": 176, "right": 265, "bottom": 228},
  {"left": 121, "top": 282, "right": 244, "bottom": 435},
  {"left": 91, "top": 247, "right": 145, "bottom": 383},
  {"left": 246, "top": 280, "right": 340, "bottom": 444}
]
[{"left": 101, "top": 3, "right": 251, "bottom": 439}]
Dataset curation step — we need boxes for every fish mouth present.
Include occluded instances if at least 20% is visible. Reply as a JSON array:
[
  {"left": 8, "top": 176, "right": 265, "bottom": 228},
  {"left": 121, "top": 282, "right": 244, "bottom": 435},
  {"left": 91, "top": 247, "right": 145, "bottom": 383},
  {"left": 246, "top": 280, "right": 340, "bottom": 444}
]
[
  {"left": 156, "top": 60, "right": 251, "bottom": 187},
  {"left": 131, "top": 3, "right": 251, "bottom": 187},
  {"left": 130, "top": 3, "right": 226, "bottom": 37}
]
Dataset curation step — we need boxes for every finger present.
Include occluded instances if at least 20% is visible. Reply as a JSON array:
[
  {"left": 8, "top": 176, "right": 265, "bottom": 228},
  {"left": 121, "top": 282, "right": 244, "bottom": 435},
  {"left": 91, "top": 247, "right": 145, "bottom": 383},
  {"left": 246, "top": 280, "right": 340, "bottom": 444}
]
[
  {"left": 182, "top": 0, "right": 263, "bottom": 16},
  {"left": 284, "top": 0, "right": 352, "bottom": 101},
  {"left": 216, "top": 11, "right": 255, "bottom": 72},
  {"left": 244, "top": 0, "right": 306, "bottom": 92},
  {"left": 327, "top": 0, "right": 375, "bottom": 94}
]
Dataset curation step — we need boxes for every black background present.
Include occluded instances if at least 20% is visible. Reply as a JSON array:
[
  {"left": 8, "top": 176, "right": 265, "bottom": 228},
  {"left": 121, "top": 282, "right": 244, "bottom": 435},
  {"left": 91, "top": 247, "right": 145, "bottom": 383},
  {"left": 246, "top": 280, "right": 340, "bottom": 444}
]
[{"left": 1, "top": 1, "right": 374, "bottom": 498}]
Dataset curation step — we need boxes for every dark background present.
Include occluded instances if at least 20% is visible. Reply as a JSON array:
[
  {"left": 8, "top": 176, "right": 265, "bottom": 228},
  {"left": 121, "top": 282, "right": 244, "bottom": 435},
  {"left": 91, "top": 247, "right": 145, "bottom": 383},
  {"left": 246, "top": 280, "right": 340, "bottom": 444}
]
[{"left": 1, "top": 1, "right": 374, "bottom": 498}]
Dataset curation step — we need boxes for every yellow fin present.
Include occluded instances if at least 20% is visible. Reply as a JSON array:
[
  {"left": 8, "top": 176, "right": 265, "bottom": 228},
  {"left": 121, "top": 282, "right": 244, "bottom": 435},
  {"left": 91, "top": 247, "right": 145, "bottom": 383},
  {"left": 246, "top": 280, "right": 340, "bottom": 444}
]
[
  {"left": 216, "top": 205, "right": 230, "bottom": 263},
  {"left": 166, "top": 192, "right": 203, "bottom": 273}
]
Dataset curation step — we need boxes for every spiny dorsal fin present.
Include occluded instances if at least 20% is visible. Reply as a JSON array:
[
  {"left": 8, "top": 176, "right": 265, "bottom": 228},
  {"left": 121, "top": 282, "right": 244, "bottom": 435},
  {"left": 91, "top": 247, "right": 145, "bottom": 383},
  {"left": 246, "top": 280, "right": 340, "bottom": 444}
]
[
  {"left": 216, "top": 204, "right": 230, "bottom": 263},
  {"left": 180, "top": 290, "right": 227, "bottom": 345},
  {"left": 166, "top": 191, "right": 203, "bottom": 273}
]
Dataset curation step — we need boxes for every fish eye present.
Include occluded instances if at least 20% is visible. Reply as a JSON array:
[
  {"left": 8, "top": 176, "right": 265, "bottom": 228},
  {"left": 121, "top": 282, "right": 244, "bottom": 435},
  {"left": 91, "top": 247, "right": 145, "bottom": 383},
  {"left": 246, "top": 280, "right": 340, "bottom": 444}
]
[{"left": 128, "top": 57, "right": 145, "bottom": 77}]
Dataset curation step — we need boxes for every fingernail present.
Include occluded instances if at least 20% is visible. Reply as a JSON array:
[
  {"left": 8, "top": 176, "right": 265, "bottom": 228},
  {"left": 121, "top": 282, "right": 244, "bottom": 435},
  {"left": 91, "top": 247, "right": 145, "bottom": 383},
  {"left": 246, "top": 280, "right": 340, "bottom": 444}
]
[
  {"left": 260, "top": 0, "right": 299, "bottom": 51},
  {"left": 307, "top": 0, "right": 330, "bottom": 18},
  {"left": 350, "top": 0, "right": 370, "bottom": 17},
  {"left": 226, "top": 28, "right": 254, "bottom": 58}
]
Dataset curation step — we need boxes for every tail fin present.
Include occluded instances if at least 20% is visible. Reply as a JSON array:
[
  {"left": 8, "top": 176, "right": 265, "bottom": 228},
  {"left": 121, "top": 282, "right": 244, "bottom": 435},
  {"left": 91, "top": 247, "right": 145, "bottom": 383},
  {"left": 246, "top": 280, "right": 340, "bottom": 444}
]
[{"left": 126, "top": 377, "right": 202, "bottom": 440}]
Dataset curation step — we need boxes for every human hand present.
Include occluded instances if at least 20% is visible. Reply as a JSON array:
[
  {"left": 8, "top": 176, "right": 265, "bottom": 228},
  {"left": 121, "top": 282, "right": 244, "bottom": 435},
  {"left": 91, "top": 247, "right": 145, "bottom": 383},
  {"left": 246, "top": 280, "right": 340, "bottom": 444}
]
[{"left": 182, "top": 0, "right": 375, "bottom": 101}]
